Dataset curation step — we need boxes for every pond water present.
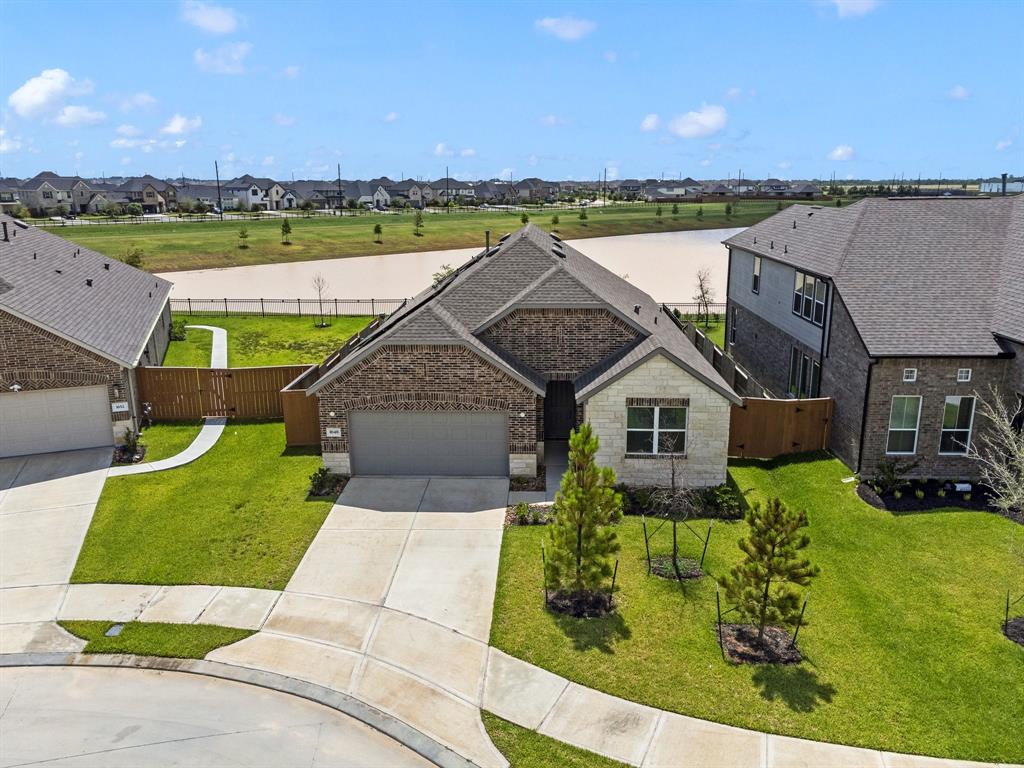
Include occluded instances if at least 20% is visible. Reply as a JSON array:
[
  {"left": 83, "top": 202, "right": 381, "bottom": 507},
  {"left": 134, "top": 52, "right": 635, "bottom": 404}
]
[{"left": 159, "top": 227, "right": 742, "bottom": 306}]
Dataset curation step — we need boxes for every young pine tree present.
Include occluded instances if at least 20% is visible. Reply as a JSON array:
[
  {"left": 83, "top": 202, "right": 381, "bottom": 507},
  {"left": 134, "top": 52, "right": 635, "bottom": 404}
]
[
  {"left": 281, "top": 218, "right": 292, "bottom": 244},
  {"left": 718, "top": 497, "right": 819, "bottom": 645},
  {"left": 545, "top": 424, "right": 624, "bottom": 596}
]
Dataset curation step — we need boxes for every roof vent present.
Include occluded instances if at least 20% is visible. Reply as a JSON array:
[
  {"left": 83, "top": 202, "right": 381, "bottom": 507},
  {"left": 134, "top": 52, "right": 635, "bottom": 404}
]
[
  {"left": 753, "top": 237, "right": 757, "bottom": 244},
  {"left": 770, "top": 240, "right": 774, "bottom": 249},
  {"left": 103, "top": 263, "right": 110, "bottom": 270},
  {"left": 85, "top": 278, "right": 93, "bottom": 287},
  {"left": 55, "top": 269, "right": 62, "bottom": 274},
  {"left": 784, "top": 245, "right": 788, "bottom": 254},
  {"left": 148, "top": 291, "right": 152, "bottom": 298},
  {"left": 633, "top": 304, "right": 641, "bottom": 314},
  {"left": 793, "top": 220, "right": 797, "bottom": 229}
]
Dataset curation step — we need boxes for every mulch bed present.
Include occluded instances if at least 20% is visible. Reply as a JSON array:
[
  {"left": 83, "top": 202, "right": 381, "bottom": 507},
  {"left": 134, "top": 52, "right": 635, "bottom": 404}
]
[
  {"left": 857, "top": 480, "right": 994, "bottom": 513},
  {"left": 309, "top": 474, "right": 349, "bottom": 499},
  {"left": 112, "top": 445, "right": 147, "bottom": 465},
  {"left": 510, "top": 466, "right": 546, "bottom": 492},
  {"left": 504, "top": 503, "right": 552, "bottom": 526},
  {"left": 547, "top": 589, "right": 615, "bottom": 618},
  {"left": 650, "top": 555, "right": 703, "bottom": 580},
  {"left": 719, "top": 623, "right": 802, "bottom": 665},
  {"left": 1004, "top": 617, "right": 1024, "bottom": 647}
]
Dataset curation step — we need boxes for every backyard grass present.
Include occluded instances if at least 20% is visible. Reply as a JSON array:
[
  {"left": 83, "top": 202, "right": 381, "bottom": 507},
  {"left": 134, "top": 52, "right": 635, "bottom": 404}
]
[
  {"left": 50, "top": 201, "right": 812, "bottom": 272},
  {"left": 72, "top": 421, "right": 331, "bottom": 590},
  {"left": 490, "top": 453, "right": 1024, "bottom": 763},
  {"left": 59, "top": 621, "right": 252, "bottom": 659},
  {"left": 482, "top": 712, "right": 626, "bottom": 768},
  {"left": 137, "top": 421, "right": 204, "bottom": 462},
  {"left": 163, "top": 314, "right": 370, "bottom": 367}
]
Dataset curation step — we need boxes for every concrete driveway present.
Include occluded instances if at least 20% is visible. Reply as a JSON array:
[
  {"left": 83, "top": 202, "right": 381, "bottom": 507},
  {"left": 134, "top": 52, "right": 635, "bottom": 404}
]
[
  {"left": 0, "top": 665, "right": 431, "bottom": 767},
  {"left": 209, "top": 476, "right": 510, "bottom": 768}
]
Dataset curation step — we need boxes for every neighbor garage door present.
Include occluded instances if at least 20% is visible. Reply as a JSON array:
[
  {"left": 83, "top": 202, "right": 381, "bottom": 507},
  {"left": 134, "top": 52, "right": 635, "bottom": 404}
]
[
  {"left": 349, "top": 411, "right": 508, "bottom": 476},
  {"left": 0, "top": 386, "right": 114, "bottom": 458}
]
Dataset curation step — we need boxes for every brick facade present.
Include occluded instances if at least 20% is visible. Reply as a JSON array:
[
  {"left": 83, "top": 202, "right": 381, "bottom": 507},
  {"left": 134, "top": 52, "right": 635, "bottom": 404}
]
[
  {"left": 728, "top": 301, "right": 818, "bottom": 397},
  {"left": 317, "top": 344, "right": 538, "bottom": 475},
  {"left": 860, "top": 356, "right": 1017, "bottom": 481},
  {"left": 480, "top": 307, "right": 639, "bottom": 380},
  {"left": 820, "top": 294, "right": 870, "bottom": 470}
]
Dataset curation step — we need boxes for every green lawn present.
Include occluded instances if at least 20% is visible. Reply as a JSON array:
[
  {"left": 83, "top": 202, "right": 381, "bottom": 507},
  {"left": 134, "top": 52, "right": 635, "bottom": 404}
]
[
  {"left": 163, "top": 314, "right": 370, "bottom": 367},
  {"left": 60, "top": 621, "right": 252, "bottom": 659},
  {"left": 138, "top": 421, "right": 204, "bottom": 462},
  {"left": 51, "top": 201, "right": 822, "bottom": 273},
  {"left": 490, "top": 454, "right": 1024, "bottom": 764},
  {"left": 482, "top": 712, "right": 626, "bottom": 768},
  {"left": 73, "top": 421, "right": 331, "bottom": 590}
]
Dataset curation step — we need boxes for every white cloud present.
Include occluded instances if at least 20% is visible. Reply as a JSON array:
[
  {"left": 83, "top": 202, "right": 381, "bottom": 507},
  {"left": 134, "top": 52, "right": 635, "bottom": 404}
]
[
  {"left": 946, "top": 84, "right": 969, "bottom": 100},
  {"left": 7, "top": 68, "right": 93, "bottom": 119},
  {"left": 535, "top": 15, "right": 596, "bottom": 41},
  {"left": 194, "top": 42, "right": 252, "bottom": 74},
  {"left": 640, "top": 113, "right": 660, "bottom": 132},
  {"left": 54, "top": 105, "right": 106, "bottom": 127},
  {"left": 261, "top": 155, "right": 274, "bottom": 166},
  {"left": 225, "top": 151, "right": 236, "bottom": 162},
  {"left": 120, "top": 91, "right": 156, "bottom": 112},
  {"left": 116, "top": 123, "right": 141, "bottom": 137},
  {"left": 120, "top": 156, "right": 132, "bottom": 166},
  {"left": 281, "top": 64, "right": 300, "bottom": 79},
  {"left": 826, "top": 0, "right": 880, "bottom": 18},
  {"left": 725, "top": 87, "right": 743, "bottom": 100},
  {"left": 273, "top": 113, "right": 295, "bottom": 126},
  {"left": 540, "top": 114, "right": 567, "bottom": 126},
  {"left": 667, "top": 104, "right": 727, "bottom": 139},
  {"left": 603, "top": 51, "right": 618, "bottom": 63},
  {"left": 160, "top": 113, "right": 202, "bottom": 134},
  {"left": 498, "top": 167, "right": 514, "bottom": 181},
  {"left": 110, "top": 137, "right": 151, "bottom": 149},
  {"left": 174, "top": 139, "right": 187, "bottom": 148},
  {"left": 0, "top": 128, "right": 22, "bottom": 153},
  {"left": 528, "top": 154, "right": 538, "bottom": 167},
  {"left": 383, "top": 111, "right": 399, "bottom": 123},
  {"left": 777, "top": 160, "right": 792, "bottom": 170},
  {"left": 828, "top": 144, "right": 855, "bottom": 161},
  {"left": 460, "top": 148, "right": 476, "bottom": 157},
  {"left": 434, "top": 142, "right": 452, "bottom": 157},
  {"left": 995, "top": 139, "right": 1013, "bottom": 151},
  {"left": 181, "top": 1, "right": 238, "bottom": 33}
]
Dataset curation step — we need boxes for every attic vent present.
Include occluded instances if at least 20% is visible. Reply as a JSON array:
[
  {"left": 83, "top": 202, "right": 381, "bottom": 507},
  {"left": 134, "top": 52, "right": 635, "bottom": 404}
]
[
  {"left": 85, "top": 279, "right": 93, "bottom": 287},
  {"left": 499, "top": 232, "right": 511, "bottom": 242},
  {"left": 753, "top": 236, "right": 757, "bottom": 244},
  {"left": 148, "top": 291, "right": 152, "bottom": 297},
  {"left": 807, "top": 211, "right": 814, "bottom": 217},
  {"left": 770, "top": 240, "right": 774, "bottom": 249},
  {"left": 55, "top": 269, "right": 62, "bottom": 274},
  {"left": 793, "top": 220, "right": 797, "bottom": 228},
  {"left": 633, "top": 304, "right": 641, "bottom": 314},
  {"left": 784, "top": 245, "right": 788, "bottom": 254},
  {"left": 103, "top": 263, "right": 110, "bottom": 270}
]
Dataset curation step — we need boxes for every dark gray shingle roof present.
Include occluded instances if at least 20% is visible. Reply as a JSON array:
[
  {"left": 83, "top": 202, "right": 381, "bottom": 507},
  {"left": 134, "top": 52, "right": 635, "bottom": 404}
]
[{"left": 0, "top": 215, "right": 172, "bottom": 366}]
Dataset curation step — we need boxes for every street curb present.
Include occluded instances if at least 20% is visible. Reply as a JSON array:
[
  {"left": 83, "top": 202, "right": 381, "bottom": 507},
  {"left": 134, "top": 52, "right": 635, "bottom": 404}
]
[{"left": 0, "top": 652, "right": 478, "bottom": 768}]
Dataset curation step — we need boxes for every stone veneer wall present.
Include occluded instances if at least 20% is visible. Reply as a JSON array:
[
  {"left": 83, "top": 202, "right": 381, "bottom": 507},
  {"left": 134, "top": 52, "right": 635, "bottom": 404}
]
[
  {"left": 0, "top": 309, "right": 133, "bottom": 436},
  {"left": 317, "top": 343, "right": 538, "bottom": 476},
  {"left": 480, "top": 307, "right": 639, "bottom": 380},
  {"left": 860, "top": 356, "right": 1017, "bottom": 481},
  {"left": 820, "top": 293, "right": 871, "bottom": 471},
  {"left": 728, "top": 301, "right": 818, "bottom": 397},
  {"left": 582, "top": 354, "right": 731, "bottom": 487}
]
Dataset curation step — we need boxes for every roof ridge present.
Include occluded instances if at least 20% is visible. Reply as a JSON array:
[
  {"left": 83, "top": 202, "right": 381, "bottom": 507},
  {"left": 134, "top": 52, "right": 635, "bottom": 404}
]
[{"left": 831, "top": 199, "right": 870, "bottom": 280}]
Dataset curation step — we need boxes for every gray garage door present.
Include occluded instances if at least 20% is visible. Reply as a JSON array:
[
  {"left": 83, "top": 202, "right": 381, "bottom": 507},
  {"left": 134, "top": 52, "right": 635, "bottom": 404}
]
[
  {"left": 0, "top": 386, "right": 114, "bottom": 458},
  {"left": 349, "top": 411, "right": 508, "bottom": 476}
]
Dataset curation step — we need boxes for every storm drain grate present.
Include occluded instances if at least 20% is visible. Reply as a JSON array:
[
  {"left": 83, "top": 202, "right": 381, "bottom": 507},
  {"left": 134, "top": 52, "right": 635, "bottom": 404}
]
[{"left": 104, "top": 623, "right": 125, "bottom": 637}]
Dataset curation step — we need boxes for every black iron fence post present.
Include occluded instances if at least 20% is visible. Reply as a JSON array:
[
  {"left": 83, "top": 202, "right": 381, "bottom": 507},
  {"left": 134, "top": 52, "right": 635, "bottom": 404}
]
[
  {"left": 223, "top": 297, "right": 228, "bottom": 317},
  {"left": 260, "top": 298, "right": 265, "bottom": 317}
]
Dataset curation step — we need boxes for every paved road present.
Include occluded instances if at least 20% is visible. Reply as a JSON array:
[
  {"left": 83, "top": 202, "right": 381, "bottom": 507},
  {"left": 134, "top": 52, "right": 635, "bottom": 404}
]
[{"left": 0, "top": 665, "right": 432, "bottom": 767}]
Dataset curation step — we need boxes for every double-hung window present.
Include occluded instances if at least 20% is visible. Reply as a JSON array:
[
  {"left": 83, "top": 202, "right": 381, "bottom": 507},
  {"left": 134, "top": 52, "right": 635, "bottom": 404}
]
[
  {"left": 752, "top": 255, "right": 761, "bottom": 294},
  {"left": 939, "top": 396, "right": 975, "bottom": 454},
  {"left": 792, "top": 271, "right": 827, "bottom": 326},
  {"left": 626, "top": 405, "right": 687, "bottom": 455},
  {"left": 788, "top": 348, "right": 821, "bottom": 398},
  {"left": 886, "top": 395, "right": 922, "bottom": 454}
]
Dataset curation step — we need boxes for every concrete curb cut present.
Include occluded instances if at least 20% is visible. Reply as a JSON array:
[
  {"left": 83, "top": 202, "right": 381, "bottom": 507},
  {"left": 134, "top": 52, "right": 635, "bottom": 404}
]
[{"left": 0, "top": 652, "right": 479, "bottom": 768}]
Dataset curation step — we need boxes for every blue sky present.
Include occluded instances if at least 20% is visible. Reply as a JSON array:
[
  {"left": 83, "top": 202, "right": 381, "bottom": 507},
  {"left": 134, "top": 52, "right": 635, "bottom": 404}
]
[{"left": 1, "top": 0, "right": 1021, "bottom": 182}]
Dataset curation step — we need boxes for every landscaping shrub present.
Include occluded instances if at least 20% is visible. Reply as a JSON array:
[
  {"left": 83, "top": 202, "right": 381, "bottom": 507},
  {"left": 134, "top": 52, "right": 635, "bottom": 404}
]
[
  {"left": 871, "top": 456, "right": 919, "bottom": 496},
  {"left": 169, "top": 318, "right": 188, "bottom": 341},
  {"left": 308, "top": 466, "right": 347, "bottom": 497}
]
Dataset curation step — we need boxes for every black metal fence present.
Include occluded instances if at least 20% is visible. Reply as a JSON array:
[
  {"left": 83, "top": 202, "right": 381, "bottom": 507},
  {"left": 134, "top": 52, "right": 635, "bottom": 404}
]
[
  {"left": 170, "top": 297, "right": 406, "bottom": 317},
  {"left": 664, "top": 302, "right": 727, "bottom": 322}
]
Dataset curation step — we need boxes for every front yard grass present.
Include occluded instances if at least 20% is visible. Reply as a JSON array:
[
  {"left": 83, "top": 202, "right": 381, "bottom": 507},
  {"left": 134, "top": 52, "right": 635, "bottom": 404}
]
[
  {"left": 481, "top": 712, "right": 626, "bottom": 768},
  {"left": 137, "top": 421, "right": 204, "bottom": 462},
  {"left": 73, "top": 421, "right": 331, "bottom": 590},
  {"left": 490, "top": 453, "right": 1024, "bottom": 764},
  {"left": 163, "top": 314, "right": 370, "bottom": 367},
  {"left": 59, "top": 621, "right": 252, "bottom": 659}
]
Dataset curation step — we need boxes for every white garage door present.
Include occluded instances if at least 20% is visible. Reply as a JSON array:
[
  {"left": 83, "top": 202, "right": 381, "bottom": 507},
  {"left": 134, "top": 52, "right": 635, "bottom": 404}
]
[
  {"left": 0, "top": 386, "right": 114, "bottom": 458},
  {"left": 349, "top": 411, "right": 508, "bottom": 476}
]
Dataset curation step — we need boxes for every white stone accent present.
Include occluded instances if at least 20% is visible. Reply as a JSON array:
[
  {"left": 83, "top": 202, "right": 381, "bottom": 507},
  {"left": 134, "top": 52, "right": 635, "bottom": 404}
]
[
  {"left": 584, "top": 354, "right": 731, "bottom": 487},
  {"left": 323, "top": 452, "right": 351, "bottom": 474},
  {"left": 510, "top": 453, "right": 537, "bottom": 477}
]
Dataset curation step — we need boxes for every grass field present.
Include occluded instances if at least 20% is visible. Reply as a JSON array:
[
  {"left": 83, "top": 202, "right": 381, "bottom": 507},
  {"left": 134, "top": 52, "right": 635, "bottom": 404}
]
[
  {"left": 490, "top": 454, "right": 1024, "bottom": 763},
  {"left": 164, "top": 314, "right": 369, "bottom": 367},
  {"left": 50, "top": 200, "right": 822, "bottom": 272},
  {"left": 139, "top": 421, "right": 204, "bottom": 461},
  {"left": 482, "top": 712, "right": 626, "bottom": 768},
  {"left": 73, "top": 421, "right": 331, "bottom": 590},
  {"left": 59, "top": 621, "right": 252, "bottom": 659}
]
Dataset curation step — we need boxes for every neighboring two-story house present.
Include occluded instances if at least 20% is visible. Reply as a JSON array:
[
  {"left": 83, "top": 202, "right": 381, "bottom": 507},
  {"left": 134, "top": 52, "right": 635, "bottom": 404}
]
[
  {"left": 723, "top": 197, "right": 1023, "bottom": 480},
  {"left": 18, "top": 173, "right": 87, "bottom": 215},
  {"left": 116, "top": 175, "right": 178, "bottom": 213}
]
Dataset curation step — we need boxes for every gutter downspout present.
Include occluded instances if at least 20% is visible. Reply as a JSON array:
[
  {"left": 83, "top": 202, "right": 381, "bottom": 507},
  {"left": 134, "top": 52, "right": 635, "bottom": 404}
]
[{"left": 855, "top": 359, "right": 876, "bottom": 475}]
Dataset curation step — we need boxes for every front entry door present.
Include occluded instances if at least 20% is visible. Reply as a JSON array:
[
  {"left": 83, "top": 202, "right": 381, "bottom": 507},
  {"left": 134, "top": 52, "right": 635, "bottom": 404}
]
[{"left": 544, "top": 381, "right": 576, "bottom": 440}]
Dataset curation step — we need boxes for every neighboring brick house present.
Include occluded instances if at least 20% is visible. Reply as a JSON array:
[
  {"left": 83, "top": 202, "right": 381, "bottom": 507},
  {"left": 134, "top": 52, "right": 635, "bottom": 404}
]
[
  {"left": 0, "top": 215, "right": 172, "bottom": 457},
  {"left": 299, "top": 225, "right": 740, "bottom": 485},
  {"left": 723, "top": 196, "right": 1023, "bottom": 481}
]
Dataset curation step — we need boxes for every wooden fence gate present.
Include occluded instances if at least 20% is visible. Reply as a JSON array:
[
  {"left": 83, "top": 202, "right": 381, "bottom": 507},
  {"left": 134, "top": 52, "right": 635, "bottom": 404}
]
[
  {"left": 729, "top": 397, "right": 833, "bottom": 459},
  {"left": 137, "top": 365, "right": 312, "bottom": 420}
]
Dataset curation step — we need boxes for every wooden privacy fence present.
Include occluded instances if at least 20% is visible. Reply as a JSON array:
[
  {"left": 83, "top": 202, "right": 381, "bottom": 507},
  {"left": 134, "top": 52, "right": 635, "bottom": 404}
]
[
  {"left": 137, "top": 365, "right": 312, "bottom": 420},
  {"left": 729, "top": 397, "right": 833, "bottom": 459},
  {"left": 281, "top": 366, "right": 321, "bottom": 446}
]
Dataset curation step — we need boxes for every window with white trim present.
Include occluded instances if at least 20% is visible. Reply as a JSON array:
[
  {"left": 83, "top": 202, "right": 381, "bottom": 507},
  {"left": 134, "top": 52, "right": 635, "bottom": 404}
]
[
  {"left": 903, "top": 368, "right": 917, "bottom": 383},
  {"left": 956, "top": 368, "right": 971, "bottom": 383},
  {"left": 886, "top": 395, "right": 922, "bottom": 454},
  {"left": 940, "top": 396, "right": 975, "bottom": 454},
  {"left": 626, "top": 406, "right": 687, "bottom": 455},
  {"left": 752, "top": 255, "right": 761, "bottom": 294},
  {"left": 792, "top": 270, "right": 826, "bottom": 327}
]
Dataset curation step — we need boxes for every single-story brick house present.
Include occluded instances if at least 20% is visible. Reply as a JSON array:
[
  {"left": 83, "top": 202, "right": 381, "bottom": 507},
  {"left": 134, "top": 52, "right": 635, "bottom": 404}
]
[
  {"left": 0, "top": 214, "right": 172, "bottom": 457},
  {"left": 301, "top": 225, "right": 740, "bottom": 486}
]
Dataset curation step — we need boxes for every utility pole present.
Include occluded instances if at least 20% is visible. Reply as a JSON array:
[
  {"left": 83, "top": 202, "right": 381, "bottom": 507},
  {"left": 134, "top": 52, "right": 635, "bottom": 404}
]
[
  {"left": 337, "top": 163, "right": 343, "bottom": 213},
  {"left": 214, "top": 160, "right": 224, "bottom": 221}
]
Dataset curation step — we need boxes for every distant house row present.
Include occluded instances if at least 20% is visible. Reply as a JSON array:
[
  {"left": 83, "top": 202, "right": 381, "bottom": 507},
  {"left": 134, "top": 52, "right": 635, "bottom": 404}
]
[{"left": 0, "top": 171, "right": 826, "bottom": 217}]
